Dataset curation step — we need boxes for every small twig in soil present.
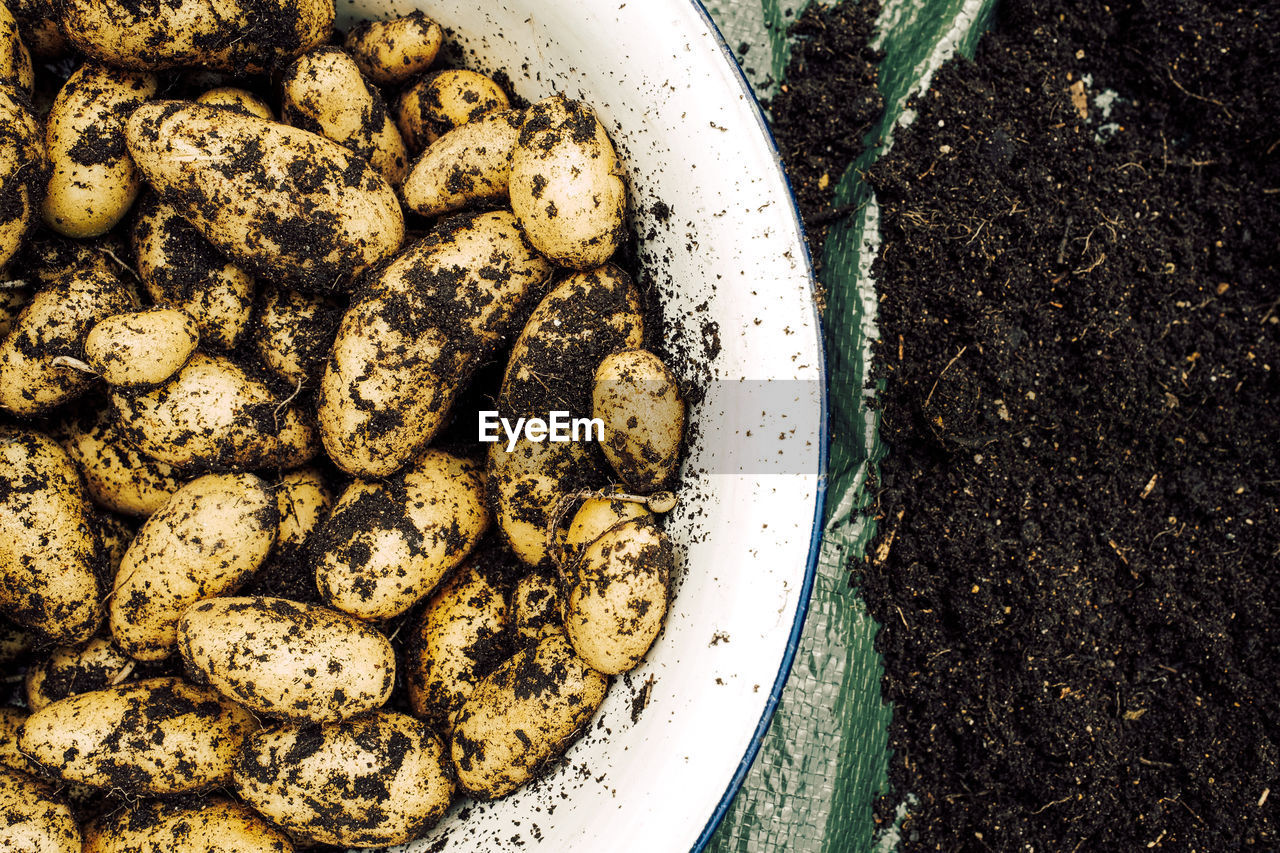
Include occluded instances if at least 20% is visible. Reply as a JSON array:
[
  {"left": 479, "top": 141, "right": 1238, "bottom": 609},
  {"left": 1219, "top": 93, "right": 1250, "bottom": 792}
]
[
  {"left": 1166, "top": 67, "right": 1230, "bottom": 118},
  {"left": 923, "top": 345, "right": 968, "bottom": 410},
  {"left": 1030, "top": 796, "right": 1072, "bottom": 815},
  {"left": 1138, "top": 756, "right": 1175, "bottom": 769},
  {"left": 1057, "top": 216, "right": 1073, "bottom": 265}
]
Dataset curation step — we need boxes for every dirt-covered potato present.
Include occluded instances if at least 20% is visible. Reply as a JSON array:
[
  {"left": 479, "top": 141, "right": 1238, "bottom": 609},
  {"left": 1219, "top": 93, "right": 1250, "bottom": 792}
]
[
  {"left": 559, "top": 496, "right": 651, "bottom": 568},
  {"left": 0, "top": 767, "right": 81, "bottom": 852},
  {"left": 0, "top": 269, "right": 136, "bottom": 416},
  {"left": 60, "top": 0, "right": 333, "bottom": 73},
  {"left": 510, "top": 95, "right": 627, "bottom": 269},
  {"left": 0, "top": 84, "right": 46, "bottom": 270},
  {"left": 489, "top": 264, "right": 645, "bottom": 566},
  {"left": 43, "top": 63, "right": 157, "bottom": 238},
  {"left": 109, "top": 351, "right": 320, "bottom": 472},
  {"left": 0, "top": 284, "right": 29, "bottom": 338},
  {"left": 84, "top": 797, "right": 295, "bottom": 853},
  {"left": 0, "top": 3, "right": 32, "bottom": 93},
  {"left": 19, "top": 231, "right": 128, "bottom": 290},
  {"left": 94, "top": 511, "right": 135, "bottom": 575},
  {"left": 57, "top": 405, "right": 183, "bottom": 517},
  {"left": 126, "top": 102, "right": 404, "bottom": 293},
  {"left": 132, "top": 195, "right": 254, "bottom": 350},
  {"left": 196, "top": 86, "right": 275, "bottom": 120},
  {"left": 24, "top": 636, "right": 134, "bottom": 711},
  {"left": 344, "top": 11, "right": 442, "bottom": 86},
  {"left": 0, "top": 706, "right": 35, "bottom": 774},
  {"left": 319, "top": 211, "right": 552, "bottom": 477},
  {"left": 235, "top": 711, "right": 453, "bottom": 847},
  {"left": 402, "top": 109, "right": 523, "bottom": 216},
  {"left": 512, "top": 571, "right": 563, "bottom": 641},
  {"left": 451, "top": 633, "right": 607, "bottom": 799},
  {"left": 274, "top": 467, "right": 332, "bottom": 554},
  {"left": 281, "top": 47, "right": 408, "bottom": 186},
  {"left": 406, "top": 559, "right": 508, "bottom": 728},
  {"left": 313, "top": 450, "right": 489, "bottom": 620},
  {"left": 85, "top": 307, "right": 199, "bottom": 387},
  {"left": 6, "top": 0, "right": 66, "bottom": 60},
  {"left": 251, "top": 284, "right": 341, "bottom": 386},
  {"left": 563, "top": 515, "right": 672, "bottom": 675},
  {"left": 19, "top": 677, "right": 258, "bottom": 794},
  {"left": 179, "top": 596, "right": 395, "bottom": 722},
  {"left": 593, "top": 349, "right": 685, "bottom": 491},
  {"left": 396, "top": 69, "right": 510, "bottom": 151},
  {"left": 0, "top": 431, "right": 105, "bottom": 644},
  {"left": 110, "top": 473, "right": 278, "bottom": 660}
]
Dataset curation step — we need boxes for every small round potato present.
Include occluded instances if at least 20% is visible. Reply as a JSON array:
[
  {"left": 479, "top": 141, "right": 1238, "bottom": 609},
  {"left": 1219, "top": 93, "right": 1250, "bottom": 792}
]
[
  {"left": 110, "top": 473, "right": 278, "bottom": 661},
  {"left": 402, "top": 108, "right": 524, "bottom": 216},
  {"left": 396, "top": 69, "right": 510, "bottom": 151},
  {"left": 344, "top": 11, "right": 443, "bottom": 86},
  {"left": 85, "top": 307, "right": 199, "bottom": 387},
  {"left": 451, "top": 633, "right": 607, "bottom": 799},
  {"left": 274, "top": 467, "right": 333, "bottom": 554},
  {"left": 179, "top": 596, "right": 395, "bottom": 722},
  {"left": 235, "top": 711, "right": 454, "bottom": 847},
  {"left": 559, "top": 496, "right": 651, "bottom": 568},
  {"left": 0, "top": 768, "right": 81, "bottom": 852},
  {"left": 84, "top": 797, "right": 295, "bottom": 853},
  {"left": 0, "top": 85, "right": 45, "bottom": 271},
  {"left": 510, "top": 95, "right": 627, "bottom": 269},
  {"left": 251, "top": 284, "right": 342, "bottom": 386},
  {"left": 196, "top": 87, "right": 275, "bottom": 120},
  {"left": 57, "top": 405, "right": 184, "bottom": 517},
  {"left": 592, "top": 349, "right": 685, "bottom": 491},
  {"left": 20, "top": 677, "right": 258, "bottom": 794},
  {"left": 25, "top": 636, "right": 135, "bottom": 711},
  {"left": 512, "top": 571, "right": 562, "bottom": 642},
  {"left": 0, "top": 4, "right": 33, "bottom": 93}
]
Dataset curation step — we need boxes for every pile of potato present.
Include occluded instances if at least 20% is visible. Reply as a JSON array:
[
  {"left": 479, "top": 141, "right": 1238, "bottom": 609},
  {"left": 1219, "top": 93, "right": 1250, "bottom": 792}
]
[{"left": 0, "top": 1, "right": 688, "bottom": 849}]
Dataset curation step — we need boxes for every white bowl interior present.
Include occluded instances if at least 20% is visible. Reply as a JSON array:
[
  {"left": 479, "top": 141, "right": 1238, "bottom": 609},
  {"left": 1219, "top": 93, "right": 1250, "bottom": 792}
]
[{"left": 338, "top": 2, "right": 826, "bottom": 849}]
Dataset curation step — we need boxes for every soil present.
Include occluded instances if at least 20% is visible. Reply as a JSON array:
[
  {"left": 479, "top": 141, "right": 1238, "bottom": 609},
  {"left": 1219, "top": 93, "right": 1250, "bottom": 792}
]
[{"left": 772, "top": 1, "right": 1279, "bottom": 850}]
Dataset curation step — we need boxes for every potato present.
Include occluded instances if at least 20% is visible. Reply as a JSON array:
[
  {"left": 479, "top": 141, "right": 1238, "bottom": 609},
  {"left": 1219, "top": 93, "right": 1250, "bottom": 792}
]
[
  {"left": 235, "top": 711, "right": 453, "bottom": 847},
  {"left": 6, "top": 0, "right": 66, "bottom": 60},
  {"left": 84, "top": 797, "right": 295, "bottom": 853},
  {"left": 179, "top": 596, "right": 395, "bottom": 722},
  {"left": 19, "top": 231, "right": 130, "bottom": 288},
  {"left": 451, "top": 633, "right": 607, "bottom": 799},
  {"left": 20, "top": 677, "right": 258, "bottom": 794},
  {"left": 85, "top": 307, "right": 199, "bottom": 387},
  {"left": 512, "top": 571, "right": 562, "bottom": 641},
  {"left": 406, "top": 559, "right": 508, "bottom": 728},
  {"left": 319, "top": 211, "right": 552, "bottom": 477},
  {"left": 563, "top": 515, "right": 672, "bottom": 674},
  {"left": 313, "top": 450, "right": 488, "bottom": 620},
  {"left": 126, "top": 102, "right": 404, "bottom": 293},
  {"left": 0, "top": 3, "right": 32, "bottom": 93},
  {"left": 43, "top": 64, "right": 158, "bottom": 238},
  {"left": 396, "top": 69, "right": 509, "bottom": 151},
  {"left": 593, "top": 349, "right": 685, "bottom": 490},
  {"left": 402, "top": 109, "right": 523, "bottom": 216},
  {"left": 510, "top": 95, "right": 627, "bottom": 269},
  {"left": 344, "top": 12, "right": 442, "bottom": 86},
  {"left": 0, "top": 431, "right": 105, "bottom": 644},
  {"left": 196, "top": 87, "right": 275, "bottom": 120},
  {"left": 0, "top": 283, "right": 29, "bottom": 338},
  {"left": 110, "top": 473, "right": 278, "bottom": 660},
  {"left": 109, "top": 352, "right": 320, "bottom": 473},
  {"left": 559, "top": 496, "right": 651, "bottom": 568},
  {"left": 25, "top": 636, "right": 134, "bottom": 711},
  {"left": 0, "top": 84, "right": 46, "bottom": 270},
  {"left": 489, "top": 264, "right": 645, "bottom": 566},
  {"left": 60, "top": 0, "right": 332, "bottom": 73},
  {"left": 57, "top": 405, "right": 183, "bottom": 517},
  {"left": 0, "top": 768, "right": 81, "bottom": 852},
  {"left": 0, "top": 707, "right": 35, "bottom": 774},
  {"left": 251, "top": 284, "right": 341, "bottom": 386},
  {"left": 274, "top": 467, "right": 332, "bottom": 554},
  {"left": 0, "top": 269, "right": 136, "bottom": 416},
  {"left": 281, "top": 47, "right": 408, "bottom": 186},
  {"left": 94, "top": 511, "right": 135, "bottom": 575},
  {"left": 132, "top": 195, "right": 255, "bottom": 350}
]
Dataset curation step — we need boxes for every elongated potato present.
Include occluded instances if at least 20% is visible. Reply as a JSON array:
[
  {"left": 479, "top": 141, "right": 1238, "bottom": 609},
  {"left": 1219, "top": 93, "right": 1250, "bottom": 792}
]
[
  {"left": 344, "top": 12, "right": 442, "bottom": 86},
  {"left": 451, "top": 633, "right": 607, "bottom": 798},
  {"left": 43, "top": 64, "right": 157, "bottom": 238},
  {"left": 396, "top": 69, "right": 509, "bottom": 151},
  {"left": 20, "top": 677, "right": 257, "bottom": 794},
  {"left": 132, "top": 195, "right": 254, "bottom": 350},
  {"left": 57, "top": 405, "right": 183, "bottom": 517},
  {"left": 251, "top": 284, "right": 341, "bottom": 386},
  {"left": 109, "top": 352, "right": 320, "bottom": 473},
  {"left": 489, "top": 265, "right": 645, "bottom": 566},
  {"left": 0, "top": 84, "right": 46, "bottom": 269},
  {"left": 179, "top": 597, "right": 395, "bottom": 722},
  {"left": 110, "top": 473, "right": 278, "bottom": 660},
  {"left": 235, "top": 712, "right": 453, "bottom": 847},
  {"left": 402, "top": 109, "right": 523, "bottom": 216},
  {"left": 60, "top": 0, "right": 332, "bottom": 73},
  {"left": 0, "top": 431, "right": 105, "bottom": 644},
  {"left": 84, "top": 797, "right": 295, "bottom": 853},
  {"left": 0, "top": 269, "right": 136, "bottom": 416},
  {"left": 0, "top": 768, "right": 81, "bottom": 852},
  {"left": 281, "top": 47, "right": 408, "bottom": 186},
  {"left": 593, "top": 349, "right": 685, "bottom": 490},
  {"left": 24, "top": 636, "right": 134, "bottom": 711},
  {"left": 406, "top": 559, "right": 508, "bottom": 728},
  {"left": 196, "top": 87, "right": 275, "bottom": 120},
  {"left": 0, "top": 3, "right": 32, "bottom": 93},
  {"left": 319, "top": 211, "right": 552, "bottom": 477},
  {"left": 85, "top": 307, "right": 199, "bottom": 387},
  {"left": 313, "top": 450, "right": 489, "bottom": 620},
  {"left": 510, "top": 95, "right": 627, "bottom": 269},
  {"left": 127, "top": 102, "right": 404, "bottom": 293}
]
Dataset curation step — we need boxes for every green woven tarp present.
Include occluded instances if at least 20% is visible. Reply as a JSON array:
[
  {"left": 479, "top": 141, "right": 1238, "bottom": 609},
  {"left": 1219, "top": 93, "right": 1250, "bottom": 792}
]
[{"left": 702, "top": 2, "right": 997, "bottom": 850}]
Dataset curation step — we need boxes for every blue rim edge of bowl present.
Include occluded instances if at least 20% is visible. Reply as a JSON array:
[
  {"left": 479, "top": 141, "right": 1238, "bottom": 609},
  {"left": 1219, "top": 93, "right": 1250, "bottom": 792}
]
[{"left": 686, "top": 1, "right": 831, "bottom": 850}]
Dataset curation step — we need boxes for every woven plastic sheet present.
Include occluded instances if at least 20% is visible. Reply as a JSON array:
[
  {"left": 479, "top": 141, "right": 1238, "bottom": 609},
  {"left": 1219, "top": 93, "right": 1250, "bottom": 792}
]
[{"left": 702, "top": 2, "right": 996, "bottom": 851}]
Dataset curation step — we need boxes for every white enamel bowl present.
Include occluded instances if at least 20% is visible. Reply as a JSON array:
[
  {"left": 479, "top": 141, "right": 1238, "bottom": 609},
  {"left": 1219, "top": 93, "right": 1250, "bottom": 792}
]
[{"left": 341, "top": 2, "right": 828, "bottom": 850}]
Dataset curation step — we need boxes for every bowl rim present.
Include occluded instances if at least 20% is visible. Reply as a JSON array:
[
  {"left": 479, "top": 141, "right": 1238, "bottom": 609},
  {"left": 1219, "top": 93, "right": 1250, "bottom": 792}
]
[{"left": 685, "top": 1, "right": 831, "bottom": 848}]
